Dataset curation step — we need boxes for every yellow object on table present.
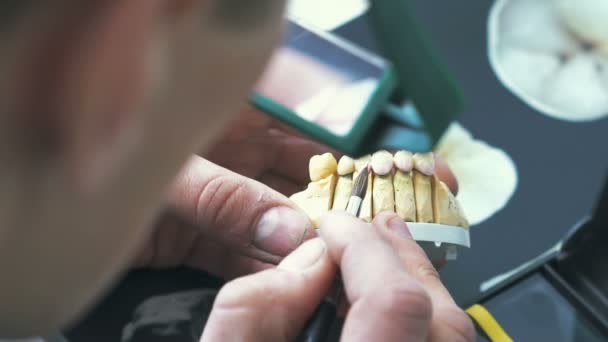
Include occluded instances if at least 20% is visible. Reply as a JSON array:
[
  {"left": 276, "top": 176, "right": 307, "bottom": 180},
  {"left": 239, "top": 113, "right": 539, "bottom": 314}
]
[{"left": 466, "top": 304, "right": 513, "bottom": 342}]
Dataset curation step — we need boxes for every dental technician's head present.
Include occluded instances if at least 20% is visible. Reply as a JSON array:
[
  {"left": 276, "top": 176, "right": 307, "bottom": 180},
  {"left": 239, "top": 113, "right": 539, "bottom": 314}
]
[{"left": 0, "top": 0, "right": 286, "bottom": 335}]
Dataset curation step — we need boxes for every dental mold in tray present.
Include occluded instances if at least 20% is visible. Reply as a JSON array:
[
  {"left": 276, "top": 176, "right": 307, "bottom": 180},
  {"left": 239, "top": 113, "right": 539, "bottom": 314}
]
[{"left": 289, "top": 150, "right": 470, "bottom": 263}]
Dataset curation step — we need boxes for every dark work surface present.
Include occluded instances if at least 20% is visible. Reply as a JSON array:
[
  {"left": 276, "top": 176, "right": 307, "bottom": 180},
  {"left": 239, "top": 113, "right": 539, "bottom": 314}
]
[
  {"left": 483, "top": 274, "right": 604, "bottom": 341},
  {"left": 334, "top": 0, "right": 608, "bottom": 306},
  {"left": 67, "top": 268, "right": 223, "bottom": 342}
]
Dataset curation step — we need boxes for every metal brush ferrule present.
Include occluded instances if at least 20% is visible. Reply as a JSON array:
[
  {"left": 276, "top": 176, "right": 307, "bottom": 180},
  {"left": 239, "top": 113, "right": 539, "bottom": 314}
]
[{"left": 346, "top": 196, "right": 363, "bottom": 216}]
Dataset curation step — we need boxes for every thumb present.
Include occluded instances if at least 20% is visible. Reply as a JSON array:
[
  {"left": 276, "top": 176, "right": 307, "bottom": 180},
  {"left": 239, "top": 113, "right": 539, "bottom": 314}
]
[
  {"left": 201, "top": 238, "right": 335, "bottom": 342},
  {"left": 168, "top": 155, "right": 316, "bottom": 264}
]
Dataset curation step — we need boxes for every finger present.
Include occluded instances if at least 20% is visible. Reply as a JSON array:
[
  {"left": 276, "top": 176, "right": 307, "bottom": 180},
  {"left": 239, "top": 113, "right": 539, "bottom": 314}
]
[
  {"left": 134, "top": 213, "right": 273, "bottom": 279},
  {"left": 168, "top": 155, "right": 316, "bottom": 264},
  {"left": 318, "top": 212, "right": 432, "bottom": 342},
  {"left": 373, "top": 212, "right": 475, "bottom": 342},
  {"left": 201, "top": 238, "right": 335, "bottom": 342},
  {"left": 373, "top": 212, "right": 455, "bottom": 304},
  {"left": 435, "top": 154, "right": 458, "bottom": 195},
  {"left": 184, "top": 233, "right": 273, "bottom": 280}
]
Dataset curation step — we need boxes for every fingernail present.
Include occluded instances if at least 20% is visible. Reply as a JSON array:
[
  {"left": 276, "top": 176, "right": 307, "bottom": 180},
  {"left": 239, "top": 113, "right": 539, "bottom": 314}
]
[
  {"left": 386, "top": 216, "right": 412, "bottom": 238},
  {"left": 255, "top": 207, "right": 313, "bottom": 256},
  {"left": 278, "top": 238, "right": 325, "bottom": 271}
]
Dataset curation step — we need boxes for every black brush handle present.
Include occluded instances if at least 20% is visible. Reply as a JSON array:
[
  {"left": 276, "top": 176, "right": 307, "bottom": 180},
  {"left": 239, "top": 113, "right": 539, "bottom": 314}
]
[
  {"left": 298, "top": 194, "right": 360, "bottom": 342},
  {"left": 297, "top": 300, "right": 337, "bottom": 342}
]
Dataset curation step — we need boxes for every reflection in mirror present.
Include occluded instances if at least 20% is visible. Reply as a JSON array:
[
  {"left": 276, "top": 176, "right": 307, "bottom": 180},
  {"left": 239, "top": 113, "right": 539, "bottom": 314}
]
[{"left": 255, "top": 19, "right": 390, "bottom": 136}]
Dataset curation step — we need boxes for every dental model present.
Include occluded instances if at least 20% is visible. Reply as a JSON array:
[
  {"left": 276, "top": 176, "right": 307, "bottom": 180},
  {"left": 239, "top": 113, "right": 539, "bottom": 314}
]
[
  {"left": 488, "top": 0, "right": 608, "bottom": 122},
  {"left": 289, "top": 153, "right": 338, "bottom": 227},
  {"left": 289, "top": 151, "right": 469, "bottom": 229}
]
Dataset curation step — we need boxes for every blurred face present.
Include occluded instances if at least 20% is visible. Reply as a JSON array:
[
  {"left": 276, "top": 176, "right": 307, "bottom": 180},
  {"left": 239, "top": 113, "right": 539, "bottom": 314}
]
[
  {"left": 0, "top": 0, "right": 286, "bottom": 332},
  {"left": 151, "top": 0, "right": 288, "bottom": 152}
]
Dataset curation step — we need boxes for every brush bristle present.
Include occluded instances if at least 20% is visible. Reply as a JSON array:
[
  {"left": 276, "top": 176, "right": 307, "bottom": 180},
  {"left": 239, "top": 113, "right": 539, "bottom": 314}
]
[{"left": 351, "top": 166, "right": 369, "bottom": 199}]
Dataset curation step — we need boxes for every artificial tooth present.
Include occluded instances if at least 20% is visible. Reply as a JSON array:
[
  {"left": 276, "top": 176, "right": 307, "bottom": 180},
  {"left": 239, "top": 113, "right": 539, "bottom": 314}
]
[
  {"left": 309, "top": 153, "right": 337, "bottom": 182},
  {"left": 393, "top": 169, "right": 416, "bottom": 222},
  {"left": 394, "top": 150, "right": 414, "bottom": 172},
  {"left": 290, "top": 153, "right": 339, "bottom": 226},
  {"left": 413, "top": 171, "right": 434, "bottom": 223},
  {"left": 432, "top": 176, "right": 469, "bottom": 228},
  {"left": 372, "top": 170, "right": 395, "bottom": 217},
  {"left": 337, "top": 156, "right": 355, "bottom": 176},
  {"left": 332, "top": 173, "right": 353, "bottom": 211},
  {"left": 371, "top": 150, "right": 394, "bottom": 176},
  {"left": 413, "top": 152, "right": 436, "bottom": 176}
]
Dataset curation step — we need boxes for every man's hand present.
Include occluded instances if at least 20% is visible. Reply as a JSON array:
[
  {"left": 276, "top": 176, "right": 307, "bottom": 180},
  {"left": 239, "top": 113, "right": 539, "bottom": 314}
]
[
  {"left": 135, "top": 154, "right": 316, "bottom": 276},
  {"left": 201, "top": 211, "right": 475, "bottom": 341},
  {"left": 136, "top": 107, "right": 458, "bottom": 281},
  {"left": 135, "top": 108, "right": 330, "bottom": 277},
  {"left": 203, "top": 107, "right": 337, "bottom": 195}
]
